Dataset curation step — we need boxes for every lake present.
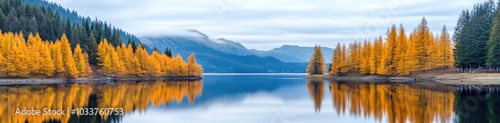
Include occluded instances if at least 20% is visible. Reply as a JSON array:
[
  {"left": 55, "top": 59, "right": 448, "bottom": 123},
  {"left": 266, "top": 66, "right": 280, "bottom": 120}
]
[{"left": 1, "top": 74, "right": 499, "bottom": 123}]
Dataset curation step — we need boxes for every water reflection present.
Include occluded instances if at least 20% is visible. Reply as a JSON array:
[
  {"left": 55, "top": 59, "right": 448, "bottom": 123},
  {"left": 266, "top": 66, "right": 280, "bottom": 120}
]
[
  {"left": 3, "top": 75, "right": 500, "bottom": 123},
  {"left": 316, "top": 80, "right": 500, "bottom": 123},
  {"left": 306, "top": 79, "right": 324, "bottom": 112},
  {"left": 0, "top": 80, "right": 202, "bottom": 123},
  {"left": 327, "top": 81, "right": 455, "bottom": 123},
  {"left": 454, "top": 86, "right": 500, "bottom": 123}
]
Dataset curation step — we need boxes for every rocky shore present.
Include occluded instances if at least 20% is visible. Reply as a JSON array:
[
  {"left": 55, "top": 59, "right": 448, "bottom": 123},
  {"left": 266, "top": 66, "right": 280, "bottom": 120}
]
[
  {"left": 308, "top": 73, "right": 500, "bottom": 85},
  {"left": 0, "top": 76, "right": 202, "bottom": 85}
]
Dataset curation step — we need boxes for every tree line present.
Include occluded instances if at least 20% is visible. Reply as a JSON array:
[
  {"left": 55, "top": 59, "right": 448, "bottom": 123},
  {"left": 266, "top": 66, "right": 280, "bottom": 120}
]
[
  {"left": 0, "top": 30, "right": 203, "bottom": 78},
  {"left": 0, "top": 31, "right": 91, "bottom": 78},
  {"left": 307, "top": 18, "right": 454, "bottom": 76},
  {"left": 454, "top": 0, "right": 500, "bottom": 72},
  {"left": 97, "top": 39, "right": 203, "bottom": 78}
]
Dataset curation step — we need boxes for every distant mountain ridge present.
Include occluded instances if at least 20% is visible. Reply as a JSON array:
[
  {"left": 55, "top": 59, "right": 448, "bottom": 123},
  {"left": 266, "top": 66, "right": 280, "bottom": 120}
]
[
  {"left": 141, "top": 34, "right": 307, "bottom": 73},
  {"left": 143, "top": 30, "right": 333, "bottom": 63},
  {"left": 251, "top": 45, "right": 333, "bottom": 63},
  {"left": 141, "top": 30, "right": 334, "bottom": 73}
]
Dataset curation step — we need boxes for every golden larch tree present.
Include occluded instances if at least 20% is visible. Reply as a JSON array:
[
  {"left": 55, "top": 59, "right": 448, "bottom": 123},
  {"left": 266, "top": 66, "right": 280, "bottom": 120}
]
[
  {"left": 97, "top": 39, "right": 113, "bottom": 74},
  {"left": 134, "top": 45, "right": 149, "bottom": 77},
  {"left": 187, "top": 53, "right": 203, "bottom": 77},
  {"left": 359, "top": 40, "right": 372, "bottom": 74},
  {"left": 379, "top": 25, "right": 398, "bottom": 75},
  {"left": 51, "top": 41, "right": 64, "bottom": 74},
  {"left": 307, "top": 45, "right": 326, "bottom": 75},
  {"left": 60, "top": 34, "right": 78, "bottom": 78},
  {"left": 330, "top": 43, "right": 341, "bottom": 75},
  {"left": 339, "top": 43, "right": 348, "bottom": 74},
  {"left": 437, "top": 25, "right": 454, "bottom": 68},
  {"left": 40, "top": 42, "right": 55, "bottom": 76},
  {"left": 395, "top": 25, "right": 410, "bottom": 75},
  {"left": 73, "top": 44, "right": 87, "bottom": 77},
  {"left": 370, "top": 36, "right": 383, "bottom": 75},
  {"left": 413, "top": 18, "right": 433, "bottom": 72},
  {"left": 174, "top": 54, "right": 188, "bottom": 76}
]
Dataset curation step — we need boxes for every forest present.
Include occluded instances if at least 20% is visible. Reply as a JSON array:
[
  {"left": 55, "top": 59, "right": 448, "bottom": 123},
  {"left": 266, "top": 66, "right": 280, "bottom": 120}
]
[
  {"left": 307, "top": 0, "right": 500, "bottom": 75},
  {"left": 307, "top": 18, "right": 454, "bottom": 76},
  {"left": 454, "top": 0, "right": 500, "bottom": 72},
  {"left": 0, "top": 0, "right": 142, "bottom": 65},
  {"left": 97, "top": 39, "right": 203, "bottom": 78},
  {"left": 0, "top": 0, "right": 203, "bottom": 79},
  {"left": 0, "top": 31, "right": 203, "bottom": 78}
]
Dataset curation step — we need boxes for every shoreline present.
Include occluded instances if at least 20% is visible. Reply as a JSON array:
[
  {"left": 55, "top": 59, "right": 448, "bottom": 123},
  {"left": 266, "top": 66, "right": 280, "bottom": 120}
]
[
  {"left": 308, "top": 73, "right": 500, "bottom": 86},
  {"left": 0, "top": 76, "right": 202, "bottom": 85}
]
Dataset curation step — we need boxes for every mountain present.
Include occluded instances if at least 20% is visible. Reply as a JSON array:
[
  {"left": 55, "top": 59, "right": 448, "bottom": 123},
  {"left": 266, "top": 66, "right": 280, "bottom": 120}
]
[
  {"left": 177, "top": 30, "right": 254, "bottom": 56},
  {"left": 141, "top": 32, "right": 307, "bottom": 73},
  {"left": 211, "top": 38, "right": 254, "bottom": 56},
  {"left": 251, "top": 45, "right": 333, "bottom": 63},
  {"left": 141, "top": 29, "right": 338, "bottom": 72}
]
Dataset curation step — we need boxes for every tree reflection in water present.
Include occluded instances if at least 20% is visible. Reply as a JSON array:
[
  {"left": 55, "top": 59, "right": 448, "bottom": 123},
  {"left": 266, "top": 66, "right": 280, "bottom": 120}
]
[
  {"left": 314, "top": 80, "right": 500, "bottom": 123},
  {"left": 327, "top": 81, "right": 456, "bottom": 123},
  {"left": 454, "top": 85, "right": 500, "bottom": 123},
  {"left": 0, "top": 80, "right": 202, "bottom": 123},
  {"left": 306, "top": 79, "right": 325, "bottom": 112}
]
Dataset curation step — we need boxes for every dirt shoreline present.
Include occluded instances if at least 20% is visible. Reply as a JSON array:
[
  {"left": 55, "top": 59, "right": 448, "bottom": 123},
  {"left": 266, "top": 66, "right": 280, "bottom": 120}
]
[
  {"left": 0, "top": 77, "right": 202, "bottom": 85},
  {"left": 308, "top": 73, "right": 500, "bottom": 85}
]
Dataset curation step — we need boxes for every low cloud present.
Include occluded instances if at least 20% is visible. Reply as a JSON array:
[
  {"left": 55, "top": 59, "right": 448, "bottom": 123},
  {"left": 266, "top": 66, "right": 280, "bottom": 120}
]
[{"left": 50, "top": 0, "right": 484, "bottom": 50}]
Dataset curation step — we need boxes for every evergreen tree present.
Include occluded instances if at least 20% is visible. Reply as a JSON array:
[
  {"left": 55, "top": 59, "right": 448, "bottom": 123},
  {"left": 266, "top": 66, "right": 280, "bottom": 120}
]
[
  {"left": 70, "top": 24, "right": 79, "bottom": 49},
  {"left": 487, "top": 3, "right": 500, "bottom": 68},
  {"left": 454, "top": 10, "right": 471, "bottom": 68},
  {"left": 87, "top": 32, "right": 98, "bottom": 64},
  {"left": 469, "top": 0, "right": 495, "bottom": 68},
  {"left": 453, "top": 0, "right": 496, "bottom": 71},
  {"left": 164, "top": 47, "right": 173, "bottom": 58}
]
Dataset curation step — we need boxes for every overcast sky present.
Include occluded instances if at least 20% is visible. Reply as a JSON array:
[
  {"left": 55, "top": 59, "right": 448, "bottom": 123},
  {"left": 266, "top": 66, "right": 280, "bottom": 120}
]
[{"left": 48, "top": 0, "right": 483, "bottom": 50}]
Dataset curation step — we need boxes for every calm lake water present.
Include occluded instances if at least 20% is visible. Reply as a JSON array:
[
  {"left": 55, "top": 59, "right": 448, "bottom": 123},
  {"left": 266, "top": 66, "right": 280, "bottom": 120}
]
[{"left": 1, "top": 74, "right": 500, "bottom": 123}]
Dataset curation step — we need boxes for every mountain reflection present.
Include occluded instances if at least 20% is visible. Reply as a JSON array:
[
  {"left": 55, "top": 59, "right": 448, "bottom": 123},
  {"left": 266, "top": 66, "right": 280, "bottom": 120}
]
[{"left": 0, "top": 80, "right": 202, "bottom": 123}]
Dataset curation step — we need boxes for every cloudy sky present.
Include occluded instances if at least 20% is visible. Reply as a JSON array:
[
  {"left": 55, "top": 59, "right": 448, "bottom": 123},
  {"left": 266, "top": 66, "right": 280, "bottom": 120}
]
[{"left": 49, "top": 0, "right": 483, "bottom": 50}]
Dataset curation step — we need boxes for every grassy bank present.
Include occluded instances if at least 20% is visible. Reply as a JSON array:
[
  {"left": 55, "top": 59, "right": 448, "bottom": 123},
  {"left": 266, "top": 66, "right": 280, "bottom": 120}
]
[{"left": 434, "top": 73, "right": 500, "bottom": 85}]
